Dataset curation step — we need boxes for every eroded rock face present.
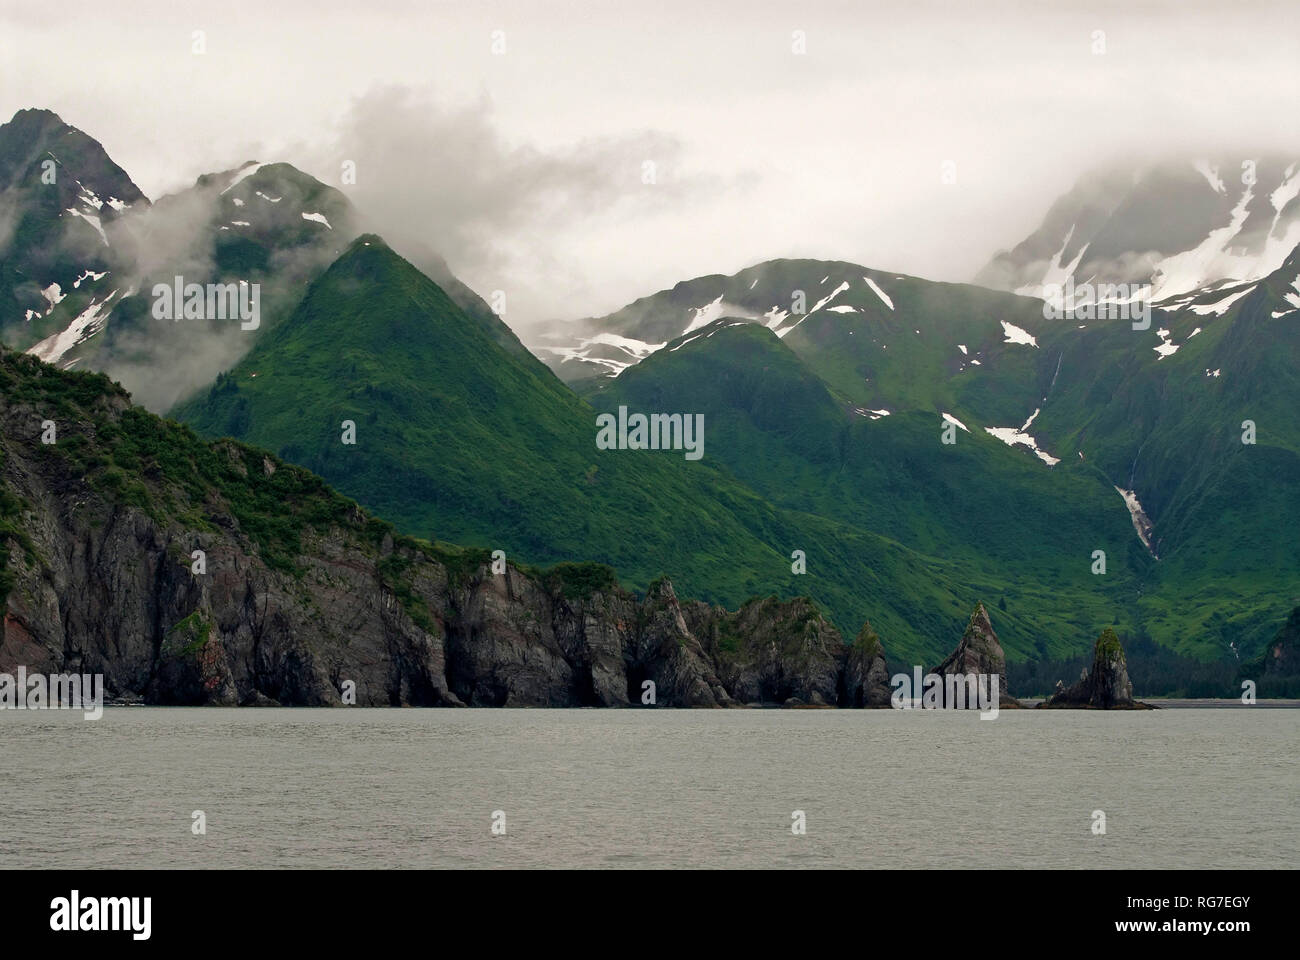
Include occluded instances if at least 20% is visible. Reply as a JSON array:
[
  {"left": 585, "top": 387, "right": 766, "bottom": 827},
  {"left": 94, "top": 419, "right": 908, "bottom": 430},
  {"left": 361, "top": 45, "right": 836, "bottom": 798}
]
[
  {"left": 839, "top": 622, "right": 892, "bottom": 708},
  {"left": 1041, "top": 628, "right": 1153, "bottom": 709},
  {"left": 0, "top": 368, "right": 1186, "bottom": 715},
  {"left": 684, "top": 596, "right": 845, "bottom": 706},
  {"left": 931, "top": 603, "right": 1020, "bottom": 707},
  {"left": 0, "top": 357, "right": 893, "bottom": 707}
]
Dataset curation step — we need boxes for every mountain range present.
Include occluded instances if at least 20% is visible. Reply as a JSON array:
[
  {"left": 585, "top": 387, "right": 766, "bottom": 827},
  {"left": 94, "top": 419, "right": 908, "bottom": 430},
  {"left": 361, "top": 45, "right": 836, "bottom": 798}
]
[{"left": 2, "top": 108, "right": 1297, "bottom": 683}]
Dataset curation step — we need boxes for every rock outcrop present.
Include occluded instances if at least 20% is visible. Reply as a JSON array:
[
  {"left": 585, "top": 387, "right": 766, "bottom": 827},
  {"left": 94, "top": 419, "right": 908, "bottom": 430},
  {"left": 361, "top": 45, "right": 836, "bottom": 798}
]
[
  {"left": 930, "top": 603, "right": 1020, "bottom": 707},
  {"left": 0, "top": 346, "right": 893, "bottom": 708},
  {"left": 685, "top": 595, "right": 839, "bottom": 706},
  {"left": 839, "top": 621, "right": 893, "bottom": 707},
  {"left": 1040, "top": 628, "right": 1154, "bottom": 709}
]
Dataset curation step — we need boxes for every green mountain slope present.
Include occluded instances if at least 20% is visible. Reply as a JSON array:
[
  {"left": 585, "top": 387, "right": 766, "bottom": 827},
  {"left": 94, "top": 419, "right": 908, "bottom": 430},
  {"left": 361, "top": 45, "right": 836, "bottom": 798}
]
[
  {"left": 550, "top": 254, "right": 1300, "bottom": 661},
  {"left": 1016, "top": 258, "right": 1300, "bottom": 658},
  {"left": 171, "top": 238, "right": 794, "bottom": 615},
  {"left": 588, "top": 320, "right": 1149, "bottom": 661},
  {"left": 176, "top": 236, "right": 1092, "bottom": 663}
]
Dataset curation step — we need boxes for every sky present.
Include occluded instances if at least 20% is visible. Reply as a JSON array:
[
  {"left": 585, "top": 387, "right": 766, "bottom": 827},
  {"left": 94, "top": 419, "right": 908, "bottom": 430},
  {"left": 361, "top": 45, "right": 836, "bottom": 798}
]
[{"left": 3, "top": 0, "right": 1298, "bottom": 335}]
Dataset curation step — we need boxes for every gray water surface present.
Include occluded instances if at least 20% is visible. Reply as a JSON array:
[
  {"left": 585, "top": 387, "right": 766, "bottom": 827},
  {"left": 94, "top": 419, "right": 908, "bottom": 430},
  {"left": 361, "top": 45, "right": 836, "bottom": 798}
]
[{"left": 2, "top": 708, "right": 1295, "bottom": 868}]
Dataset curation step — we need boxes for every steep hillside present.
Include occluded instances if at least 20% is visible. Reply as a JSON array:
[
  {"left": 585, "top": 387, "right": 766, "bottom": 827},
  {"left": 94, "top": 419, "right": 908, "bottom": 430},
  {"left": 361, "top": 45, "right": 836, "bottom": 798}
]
[
  {"left": 590, "top": 320, "right": 1149, "bottom": 661},
  {"left": 559, "top": 251, "right": 1300, "bottom": 660},
  {"left": 0, "top": 343, "right": 895, "bottom": 706}
]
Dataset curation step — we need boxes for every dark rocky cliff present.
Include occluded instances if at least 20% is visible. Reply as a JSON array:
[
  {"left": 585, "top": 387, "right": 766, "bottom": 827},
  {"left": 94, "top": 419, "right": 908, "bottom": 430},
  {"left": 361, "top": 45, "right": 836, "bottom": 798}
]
[{"left": 0, "top": 346, "right": 893, "bottom": 707}]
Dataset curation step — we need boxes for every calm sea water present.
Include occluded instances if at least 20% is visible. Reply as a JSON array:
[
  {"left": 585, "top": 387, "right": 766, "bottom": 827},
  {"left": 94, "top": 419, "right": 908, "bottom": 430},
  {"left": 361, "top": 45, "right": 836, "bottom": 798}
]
[{"left": 1, "top": 707, "right": 1295, "bottom": 869}]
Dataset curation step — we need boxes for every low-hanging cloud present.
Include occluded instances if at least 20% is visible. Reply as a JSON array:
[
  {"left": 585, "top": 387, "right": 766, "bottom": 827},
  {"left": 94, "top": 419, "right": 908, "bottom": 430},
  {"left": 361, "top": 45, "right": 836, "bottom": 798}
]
[{"left": 308, "top": 86, "right": 730, "bottom": 332}]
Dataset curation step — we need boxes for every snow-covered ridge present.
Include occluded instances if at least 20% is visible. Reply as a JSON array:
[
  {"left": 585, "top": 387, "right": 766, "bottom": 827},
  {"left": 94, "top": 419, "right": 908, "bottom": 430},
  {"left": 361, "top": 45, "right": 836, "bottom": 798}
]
[{"left": 1006, "top": 160, "right": 1300, "bottom": 307}]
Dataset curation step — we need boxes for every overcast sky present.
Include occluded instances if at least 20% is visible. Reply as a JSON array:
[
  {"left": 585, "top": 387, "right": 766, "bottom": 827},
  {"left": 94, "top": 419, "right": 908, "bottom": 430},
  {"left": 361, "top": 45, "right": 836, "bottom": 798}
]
[{"left": 3, "top": 0, "right": 1298, "bottom": 333}]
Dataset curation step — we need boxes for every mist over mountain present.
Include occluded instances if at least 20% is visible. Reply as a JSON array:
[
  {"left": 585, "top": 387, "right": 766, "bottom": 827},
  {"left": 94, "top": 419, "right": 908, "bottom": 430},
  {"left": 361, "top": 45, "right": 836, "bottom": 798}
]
[{"left": 977, "top": 157, "right": 1300, "bottom": 303}]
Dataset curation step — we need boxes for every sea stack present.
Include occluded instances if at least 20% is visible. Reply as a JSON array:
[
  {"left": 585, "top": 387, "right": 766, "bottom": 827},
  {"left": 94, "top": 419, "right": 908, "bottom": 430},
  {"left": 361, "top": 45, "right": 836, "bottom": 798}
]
[
  {"left": 932, "top": 603, "right": 1021, "bottom": 708},
  {"left": 839, "top": 621, "right": 893, "bottom": 707},
  {"left": 1041, "top": 628, "right": 1154, "bottom": 709}
]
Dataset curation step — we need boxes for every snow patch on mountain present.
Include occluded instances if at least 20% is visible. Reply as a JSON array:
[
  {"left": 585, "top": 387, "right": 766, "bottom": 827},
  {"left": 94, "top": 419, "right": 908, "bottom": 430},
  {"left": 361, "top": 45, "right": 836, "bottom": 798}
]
[
  {"left": 763, "top": 306, "right": 789, "bottom": 329},
  {"left": 671, "top": 319, "right": 749, "bottom": 352},
  {"left": 1001, "top": 320, "right": 1038, "bottom": 346},
  {"left": 984, "top": 421, "right": 1060, "bottom": 466},
  {"left": 1015, "top": 224, "right": 1091, "bottom": 299},
  {"left": 1148, "top": 182, "right": 1255, "bottom": 301},
  {"left": 586, "top": 333, "right": 665, "bottom": 358},
  {"left": 1193, "top": 160, "right": 1226, "bottom": 194},
  {"left": 863, "top": 276, "right": 894, "bottom": 310},
  {"left": 854, "top": 407, "right": 890, "bottom": 420},
  {"left": 988, "top": 160, "right": 1300, "bottom": 307},
  {"left": 1115, "top": 486, "right": 1158, "bottom": 557},
  {"left": 776, "top": 281, "right": 850, "bottom": 338},
  {"left": 221, "top": 162, "right": 267, "bottom": 194},
  {"left": 301, "top": 212, "right": 332, "bottom": 228},
  {"left": 67, "top": 208, "right": 108, "bottom": 246},
  {"left": 28, "top": 290, "right": 118, "bottom": 364},
  {"left": 682, "top": 295, "right": 756, "bottom": 335},
  {"left": 1187, "top": 285, "right": 1254, "bottom": 316}
]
